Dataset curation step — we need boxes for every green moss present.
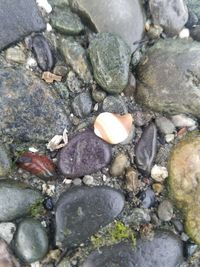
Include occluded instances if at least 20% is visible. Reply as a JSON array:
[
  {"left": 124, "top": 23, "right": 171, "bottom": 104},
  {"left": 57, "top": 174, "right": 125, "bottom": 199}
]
[
  {"left": 91, "top": 221, "right": 136, "bottom": 249},
  {"left": 29, "top": 198, "right": 45, "bottom": 218}
]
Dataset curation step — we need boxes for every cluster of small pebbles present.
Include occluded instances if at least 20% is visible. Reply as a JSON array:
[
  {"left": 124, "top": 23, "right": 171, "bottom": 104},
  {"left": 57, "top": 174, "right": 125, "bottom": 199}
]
[{"left": 0, "top": 0, "right": 200, "bottom": 266}]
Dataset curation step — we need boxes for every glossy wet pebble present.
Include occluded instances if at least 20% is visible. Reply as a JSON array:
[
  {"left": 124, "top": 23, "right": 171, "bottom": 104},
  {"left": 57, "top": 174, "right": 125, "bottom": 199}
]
[
  {"left": 139, "top": 188, "right": 156, "bottom": 209},
  {"left": 58, "top": 130, "right": 112, "bottom": 178},
  {"left": 55, "top": 186, "right": 124, "bottom": 248},
  {"left": 82, "top": 230, "right": 183, "bottom": 267}
]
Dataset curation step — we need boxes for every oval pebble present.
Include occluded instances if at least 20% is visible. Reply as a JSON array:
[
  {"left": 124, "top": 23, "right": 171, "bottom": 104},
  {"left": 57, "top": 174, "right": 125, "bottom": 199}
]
[{"left": 58, "top": 129, "right": 112, "bottom": 178}]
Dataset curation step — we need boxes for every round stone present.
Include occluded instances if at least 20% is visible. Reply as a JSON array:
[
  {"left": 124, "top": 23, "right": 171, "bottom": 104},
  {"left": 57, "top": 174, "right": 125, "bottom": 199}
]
[
  {"left": 0, "top": 144, "right": 12, "bottom": 177},
  {"left": 158, "top": 200, "right": 174, "bottom": 221},
  {"left": 72, "top": 92, "right": 93, "bottom": 118},
  {"left": 110, "top": 153, "right": 129, "bottom": 177},
  {"left": 102, "top": 95, "right": 128, "bottom": 115}
]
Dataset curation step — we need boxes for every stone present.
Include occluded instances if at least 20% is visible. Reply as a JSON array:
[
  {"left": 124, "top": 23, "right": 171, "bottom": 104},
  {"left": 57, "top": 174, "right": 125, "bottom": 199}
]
[
  {"left": 72, "top": 178, "right": 82, "bottom": 186},
  {"left": 152, "top": 183, "right": 164, "bottom": 194},
  {"left": 0, "top": 145, "right": 12, "bottom": 177},
  {"left": 102, "top": 96, "right": 128, "bottom": 115},
  {"left": 59, "top": 37, "right": 92, "bottom": 83},
  {"left": 124, "top": 208, "right": 151, "bottom": 228},
  {"left": 136, "top": 39, "right": 200, "bottom": 117},
  {"left": 125, "top": 168, "right": 140, "bottom": 192},
  {"left": 149, "top": 0, "right": 188, "bottom": 36},
  {"left": 92, "top": 88, "right": 107, "bottom": 103},
  {"left": 13, "top": 219, "right": 48, "bottom": 263},
  {"left": 89, "top": 33, "right": 131, "bottom": 94},
  {"left": 58, "top": 130, "right": 112, "bottom": 178},
  {"left": 55, "top": 186, "right": 124, "bottom": 248},
  {"left": 186, "top": 0, "right": 200, "bottom": 21},
  {"left": 50, "top": 0, "right": 69, "bottom": 7},
  {"left": 168, "top": 133, "right": 200, "bottom": 245},
  {"left": 110, "top": 153, "right": 129, "bottom": 177},
  {"left": 70, "top": 0, "right": 145, "bottom": 52},
  {"left": 135, "top": 123, "right": 157, "bottom": 174},
  {"left": 185, "top": 10, "right": 199, "bottom": 28},
  {"left": 0, "top": 179, "right": 42, "bottom": 222},
  {"left": 0, "top": 223, "right": 16, "bottom": 244},
  {"left": 82, "top": 230, "right": 184, "bottom": 267},
  {"left": 151, "top": 165, "right": 168, "bottom": 182},
  {"left": 158, "top": 200, "right": 174, "bottom": 221},
  {"left": 82, "top": 175, "right": 94, "bottom": 185},
  {"left": 0, "top": 239, "right": 20, "bottom": 267},
  {"left": 171, "top": 114, "right": 196, "bottom": 128},
  {"left": 0, "top": 67, "right": 70, "bottom": 142},
  {"left": 0, "top": 0, "right": 45, "bottom": 51},
  {"left": 5, "top": 46, "right": 26, "bottom": 64},
  {"left": 51, "top": 8, "right": 84, "bottom": 35},
  {"left": 139, "top": 189, "right": 156, "bottom": 209},
  {"left": 190, "top": 25, "right": 200, "bottom": 41},
  {"left": 155, "top": 117, "right": 175, "bottom": 134},
  {"left": 72, "top": 92, "right": 93, "bottom": 118}
]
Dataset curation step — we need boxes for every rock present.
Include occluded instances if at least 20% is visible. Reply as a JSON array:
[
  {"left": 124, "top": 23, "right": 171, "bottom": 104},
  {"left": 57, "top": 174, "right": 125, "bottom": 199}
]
[
  {"left": 50, "top": 0, "right": 69, "bottom": 7},
  {"left": 0, "top": 145, "right": 12, "bottom": 177},
  {"left": 82, "top": 175, "right": 94, "bottom": 185},
  {"left": 58, "top": 130, "right": 112, "bottom": 178},
  {"left": 136, "top": 39, "right": 200, "bottom": 118},
  {"left": 0, "top": 223, "right": 16, "bottom": 244},
  {"left": 124, "top": 208, "right": 151, "bottom": 228},
  {"left": 149, "top": 0, "right": 188, "bottom": 36},
  {"left": 53, "top": 65, "right": 68, "bottom": 77},
  {"left": 51, "top": 8, "right": 84, "bottom": 35},
  {"left": 5, "top": 46, "right": 26, "bottom": 64},
  {"left": 135, "top": 123, "right": 157, "bottom": 174},
  {"left": 0, "top": 0, "right": 45, "bottom": 51},
  {"left": 0, "top": 67, "right": 70, "bottom": 142},
  {"left": 152, "top": 183, "right": 164, "bottom": 194},
  {"left": 72, "top": 92, "right": 93, "bottom": 118},
  {"left": 82, "top": 230, "right": 184, "bottom": 267},
  {"left": 0, "top": 239, "right": 20, "bottom": 267},
  {"left": 72, "top": 178, "right": 82, "bottom": 186},
  {"left": 57, "top": 258, "right": 72, "bottom": 267},
  {"left": 168, "top": 133, "right": 200, "bottom": 245},
  {"left": 190, "top": 25, "right": 200, "bottom": 41},
  {"left": 70, "top": 0, "right": 145, "bottom": 52},
  {"left": 139, "top": 189, "right": 156, "bottom": 209},
  {"left": 186, "top": 0, "right": 200, "bottom": 21},
  {"left": 110, "top": 153, "right": 129, "bottom": 177},
  {"left": 185, "top": 10, "right": 199, "bottom": 28},
  {"left": 184, "top": 242, "right": 198, "bottom": 258},
  {"left": 0, "top": 179, "right": 42, "bottom": 221},
  {"left": 171, "top": 114, "right": 196, "bottom": 128},
  {"left": 55, "top": 186, "right": 124, "bottom": 248},
  {"left": 92, "top": 88, "right": 107, "bottom": 103},
  {"left": 158, "top": 200, "right": 174, "bottom": 221},
  {"left": 89, "top": 33, "right": 131, "bottom": 94},
  {"left": 151, "top": 164, "right": 168, "bottom": 182},
  {"left": 155, "top": 117, "right": 175, "bottom": 134},
  {"left": 125, "top": 168, "right": 140, "bottom": 192},
  {"left": 59, "top": 37, "right": 92, "bottom": 83},
  {"left": 13, "top": 219, "right": 48, "bottom": 263},
  {"left": 102, "top": 96, "right": 128, "bottom": 115},
  {"left": 165, "top": 134, "right": 175, "bottom": 143}
]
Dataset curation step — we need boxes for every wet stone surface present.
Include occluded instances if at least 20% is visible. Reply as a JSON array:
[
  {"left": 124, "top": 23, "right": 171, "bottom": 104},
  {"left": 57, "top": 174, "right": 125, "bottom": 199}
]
[
  {"left": 55, "top": 186, "right": 124, "bottom": 248},
  {"left": 0, "top": 238, "right": 20, "bottom": 267}
]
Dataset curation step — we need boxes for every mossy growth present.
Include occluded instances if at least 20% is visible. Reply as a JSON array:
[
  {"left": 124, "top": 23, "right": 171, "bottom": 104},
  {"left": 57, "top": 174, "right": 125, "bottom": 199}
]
[
  {"left": 29, "top": 198, "right": 46, "bottom": 218},
  {"left": 91, "top": 221, "right": 136, "bottom": 249}
]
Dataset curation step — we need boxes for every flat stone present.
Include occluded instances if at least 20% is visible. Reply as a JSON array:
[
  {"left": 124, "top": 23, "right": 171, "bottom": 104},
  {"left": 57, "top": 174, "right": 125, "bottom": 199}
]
[
  {"left": 0, "top": 144, "right": 12, "bottom": 177},
  {"left": 70, "top": 0, "right": 145, "bottom": 52},
  {"left": 0, "top": 0, "right": 45, "bottom": 51},
  {"left": 102, "top": 96, "right": 128, "bottom": 115},
  {"left": 72, "top": 92, "right": 93, "bottom": 118},
  {"left": 0, "top": 223, "right": 16, "bottom": 244},
  {"left": 58, "top": 129, "right": 112, "bottom": 178},
  {"left": 13, "top": 219, "right": 48, "bottom": 263},
  {"left": 5, "top": 46, "right": 26, "bottom": 64},
  {"left": 89, "top": 33, "right": 131, "bottom": 94},
  {"left": 55, "top": 186, "right": 124, "bottom": 248},
  {"left": 158, "top": 200, "right": 174, "bottom": 222},
  {"left": 110, "top": 153, "right": 129, "bottom": 177},
  {"left": 136, "top": 39, "right": 200, "bottom": 118},
  {"left": 0, "top": 179, "right": 42, "bottom": 222},
  {"left": 0, "top": 239, "right": 20, "bottom": 267},
  {"left": 149, "top": 0, "right": 188, "bottom": 36},
  {"left": 0, "top": 67, "right": 70, "bottom": 142},
  {"left": 82, "top": 230, "right": 183, "bottom": 267}
]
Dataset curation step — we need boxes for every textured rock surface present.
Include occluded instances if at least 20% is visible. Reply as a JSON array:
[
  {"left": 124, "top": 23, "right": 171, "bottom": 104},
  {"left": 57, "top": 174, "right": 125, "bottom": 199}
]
[
  {"left": 136, "top": 39, "right": 200, "bottom": 117},
  {"left": 0, "top": 0, "right": 45, "bottom": 51},
  {"left": 55, "top": 186, "right": 124, "bottom": 248},
  {"left": 0, "top": 239, "right": 20, "bottom": 267},
  {"left": 0, "top": 145, "right": 12, "bottom": 177}
]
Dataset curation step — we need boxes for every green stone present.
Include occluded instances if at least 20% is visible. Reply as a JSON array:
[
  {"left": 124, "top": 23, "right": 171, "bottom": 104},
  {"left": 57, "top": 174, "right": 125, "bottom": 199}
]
[{"left": 0, "top": 145, "right": 12, "bottom": 177}]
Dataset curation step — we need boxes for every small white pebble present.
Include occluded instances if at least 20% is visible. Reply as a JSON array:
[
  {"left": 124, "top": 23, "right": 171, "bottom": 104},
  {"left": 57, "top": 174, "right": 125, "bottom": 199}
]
[
  {"left": 102, "top": 175, "right": 107, "bottom": 182},
  {"left": 36, "top": 0, "right": 52, "bottom": 13},
  {"left": 41, "top": 221, "right": 47, "bottom": 227},
  {"left": 179, "top": 28, "right": 190, "bottom": 39},
  {"left": 28, "top": 147, "right": 39, "bottom": 153},
  {"left": 46, "top": 23, "right": 52, "bottom": 32},
  {"left": 165, "top": 133, "right": 175, "bottom": 143},
  {"left": 26, "top": 57, "right": 37, "bottom": 69},
  {"left": 42, "top": 183, "right": 55, "bottom": 196},
  {"left": 63, "top": 178, "right": 72, "bottom": 184},
  {"left": 93, "top": 103, "right": 99, "bottom": 111},
  {"left": 171, "top": 114, "right": 196, "bottom": 128},
  {"left": 31, "top": 262, "right": 41, "bottom": 267},
  {"left": 83, "top": 175, "right": 94, "bottom": 185},
  {"left": 151, "top": 165, "right": 168, "bottom": 182}
]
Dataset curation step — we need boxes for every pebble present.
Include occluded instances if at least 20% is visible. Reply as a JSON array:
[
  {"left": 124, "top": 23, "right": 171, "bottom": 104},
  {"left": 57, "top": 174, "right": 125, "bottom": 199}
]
[
  {"left": 110, "top": 153, "right": 129, "bottom": 177},
  {"left": 151, "top": 164, "right": 168, "bottom": 182},
  {"left": 43, "top": 197, "right": 54, "bottom": 210},
  {"left": 82, "top": 175, "right": 94, "bottom": 185},
  {"left": 5, "top": 46, "right": 26, "bottom": 64},
  {"left": 125, "top": 168, "right": 140, "bottom": 192},
  {"left": 158, "top": 200, "right": 174, "bottom": 221},
  {"left": 179, "top": 28, "right": 190, "bottom": 39},
  {"left": 190, "top": 25, "right": 200, "bottom": 41},
  {"left": 139, "top": 188, "right": 156, "bottom": 209},
  {"left": 55, "top": 186, "right": 124, "bottom": 248},
  {"left": 72, "top": 178, "right": 82, "bottom": 186},
  {"left": 0, "top": 223, "right": 16, "bottom": 244},
  {"left": 52, "top": 0, "right": 69, "bottom": 7},
  {"left": 185, "top": 10, "right": 198, "bottom": 29},
  {"left": 152, "top": 183, "right": 164, "bottom": 194},
  {"left": 94, "top": 112, "right": 133, "bottom": 144},
  {"left": 184, "top": 242, "right": 198, "bottom": 258},
  {"left": 172, "top": 219, "right": 184, "bottom": 233},
  {"left": 58, "top": 129, "right": 112, "bottom": 178},
  {"left": 155, "top": 116, "right": 175, "bottom": 134},
  {"left": 72, "top": 92, "right": 93, "bottom": 118},
  {"left": 135, "top": 123, "right": 157, "bottom": 174},
  {"left": 53, "top": 65, "right": 68, "bottom": 77},
  {"left": 165, "top": 134, "right": 175, "bottom": 143},
  {"left": 13, "top": 219, "right": 49, "bottom": 263},
  {"left": 92, "top": 87, "right": 107, "bottom": 103},
  {"left": 171, "top": 114, "right": 196, "bottom": 128},
  {"left": 32, "top": 34, "right": 55, "bottom": 71},
  {"left": 0, "top": 144, "right": 12, "bottom": 177},
  {"left": 123, "top": 73, "right": 137, "bottom": 97},
  {"left": 124, "top": 208, "right": 151, "bottom": 228},
  {"left": 102, "top": 95, "right": 128, "bottom": 115},
  {"left": 36, "top": 0, "right": 52, "bottom": 13},
  {"left": 0, "top": 239, "right": 20, "bottom": 267},
  {"left": 89, "top": 32, "right": 131, "bottom": 94}
]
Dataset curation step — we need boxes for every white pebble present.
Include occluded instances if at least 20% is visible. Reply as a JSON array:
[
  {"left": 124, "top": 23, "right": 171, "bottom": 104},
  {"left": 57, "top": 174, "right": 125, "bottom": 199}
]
[
  {"left": 36, "top": 0, "right": 52, "bottom": 13},
  {"left": 46, "top": 23, "right": 52, "bottom": 32},
  {"left": 31, "top": 262, "right": 41, "bottom": 267},
  {"left": 63, "top": 178, "right": 72, "bottom": 184},
  {"left": 102, "top": 175, "right": 107, "bottom": 182},
  {"left": 179, "top": 28, "right": 190, "bottom": 39},
  {"left": 165, "top": 133, "right": 175, "bottom": 143},
  {"left": 171, "top": 114, "right": 196, "bottom": 128},
  {"left": 26, "top": 57, "right": 37, "bottom": 69},
  {"left": 83, "top": 175, "right": 94, "bottom": 185},
  {"left": 42, "top": 183, "right": 55, "bottom": 196},
  {"left": 151, "top": 164, "right": 168, "bottom": 182},
  {"left": 28, "top": 147, "right": 39, "bottom": 153}
]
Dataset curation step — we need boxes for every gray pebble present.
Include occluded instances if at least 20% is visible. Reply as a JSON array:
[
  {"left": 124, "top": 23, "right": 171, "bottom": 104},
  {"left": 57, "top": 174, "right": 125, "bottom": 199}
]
[
  {"left": 0, "top": 223, "right": 16, "bottom": 244},
  {"left": 83, "top": 175, "right": 94, "bottom": 185},
  {"left": 72, "top": 92, "right": 93, "bottom": 118},
  {"left": 158, "top": 200, "right": 174, "bottom": 221},
  {"left": 72, "top": 178, "right": 82, "bottom": 186},
  {"left": 110, "top": 153, "right": 129, "bottom": 177},
  {"left": 156, "top": 117, "right": 175, "bottom": 134},
  {"left": 102, "top": 95, "right": 128, "bottom": 114}
]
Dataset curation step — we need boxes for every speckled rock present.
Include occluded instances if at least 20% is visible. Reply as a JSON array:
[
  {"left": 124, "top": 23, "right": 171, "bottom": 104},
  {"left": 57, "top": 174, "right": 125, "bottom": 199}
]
[
  {"left": 0, "top": 145, "right": 12, "bottom": 177},
  {"left": 55, "top": 186, "right": 124, "bottom": 248},
  {"left": 0, "top": 67, "right": 70, "bottom": 142},
  {"left": 58, "top": 130, "right": 112, "bottom": 178},
  {"left": 89, "top": 33, "right": 131, "bottom": 94},
  {"left": 0, "top": 223, "right": 16, "bottom": 244},
  {"left": 0, "top": 180, "right": 42, "bottom": 222},
  {"left": 82, "top": 230, "right": 183, "bottom": 267},
  {"left": 136, "top": 39, "right": 200, "bottom": 117},
  {"left": 5, "top": 46, "right": 26, "bottom": 64},
  {"left": 158, "top": 200, "right": 173, "bottom": 222},
  {"left": 190, "top": 25, "right": 200, "bottom": 41},
  {"left": 155, "top": 117, "right": 175, "bottom": 134},
  {"left": 168, "top": 133, "right": 200, "bottom": 245},
  {"left": 13, "top": 219, "right": 48, "bottom": 263},
  {"left": 110, "top": 153, "right": 129, "bottom": 177},
  {"left": 0, "top": 239, "right": 20, "bottom": 267},
  {"left": 102, "top": 96, "right": 128, "bottom": 115},
  {"left": 70, "top": 0, "right": 145, "bottom": 52},
  {"left": 124, "top": 208, "right": 151, "bottom": 228},
  {"left": 149, "top": 0, "right": 188, "bottom": 36},
  {"left": 72, "top": 92, "right": 93, "bottom": 118}
]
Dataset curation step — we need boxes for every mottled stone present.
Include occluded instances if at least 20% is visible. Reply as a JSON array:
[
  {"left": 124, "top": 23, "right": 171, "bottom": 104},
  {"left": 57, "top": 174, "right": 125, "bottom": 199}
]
[
  {"left": 102, "top": 96, "right": 128, "bottom": 115},
  {"left": 58, "top": 130, "right": 112, "bottom": 178},
  {"left": 0, "top": 223, "right": 16, "bottom": 244},
  {"left": 0, "top": 0, "right": 45, "bottom": 51},
  {"left": 82, "top": 230, "right": 183, "bottom": 267},
  {"left": 13, "top": 219, "right": 48, "bottom": 263},
  {"left": 155, "top": 117, "right": 175, "bottom": 134},
  {"left": 190, "top": 25, "right": 200, "bottom": 41},
  {"left": 149, "top": 0, "right": 188, "bottom": 36},
  {"left": 136, "top": 39, "right": 200, "bottom": 117},
  {"left": 124, "top": 208, "right": 151, "bottom": 228},
  {"left": 139, "top": 189, "right": 156, "bottom": 209},
  {"left": 5, "top": 46, "right": 26, "bottom": 64},
  {"left": 89, "top": 33, "right": 131, "bottom": 94},
  {"left": 110, "top": 153, "right": 129, "bottom": 177},
  {"left": 0, "top": 145, "right": 12, "bottom": 177},
  {"left": 0, "top": 239, "right": 20, "bottom": 267},
  {"left": 125, "top": 168, "right": 140, "bottom": 192},
  {"left": 0, "top": 179, "right": 42, "bottom": 222},
  {"left": 158, "top": 200, "right": 173, "bottom": 221},
  {"left": 72, "top": 92, "right": 93, "bottom": 118},
  {"left": 55, "top": 186, "right": 124, "bottom": 248}
]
